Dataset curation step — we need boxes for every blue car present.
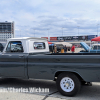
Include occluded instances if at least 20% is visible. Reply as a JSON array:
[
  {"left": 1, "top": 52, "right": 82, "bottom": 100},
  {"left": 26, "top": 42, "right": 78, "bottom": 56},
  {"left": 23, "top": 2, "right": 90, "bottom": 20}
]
[{"left": 79, "top": 42, "right": 100, "bottom": 53}]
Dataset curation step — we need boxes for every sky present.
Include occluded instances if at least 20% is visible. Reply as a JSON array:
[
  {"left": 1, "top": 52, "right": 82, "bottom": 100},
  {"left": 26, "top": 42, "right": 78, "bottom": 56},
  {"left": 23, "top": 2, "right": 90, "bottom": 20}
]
[{"left": 0, "top": 0, "right": 100, "bottom": 38}]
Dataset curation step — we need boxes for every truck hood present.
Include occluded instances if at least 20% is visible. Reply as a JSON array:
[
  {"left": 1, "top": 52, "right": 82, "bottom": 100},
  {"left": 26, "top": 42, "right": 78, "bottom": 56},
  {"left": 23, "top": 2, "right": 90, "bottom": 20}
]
[{"left": 80, "top": 42, "right": 91, "bottom": 51}]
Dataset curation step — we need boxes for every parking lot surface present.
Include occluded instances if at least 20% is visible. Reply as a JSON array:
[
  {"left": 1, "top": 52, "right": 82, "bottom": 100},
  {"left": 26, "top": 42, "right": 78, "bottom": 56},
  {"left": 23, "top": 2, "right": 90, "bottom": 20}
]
[{"left": 0, "top": 78, "right": 100, "bottom": 100}]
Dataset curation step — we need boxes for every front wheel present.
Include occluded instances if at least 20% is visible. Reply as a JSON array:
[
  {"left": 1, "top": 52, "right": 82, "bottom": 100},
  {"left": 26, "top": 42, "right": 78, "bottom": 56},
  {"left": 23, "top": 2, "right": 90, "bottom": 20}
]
[{"left": 56, "top": 72, "right": 81, "bottom": 96}]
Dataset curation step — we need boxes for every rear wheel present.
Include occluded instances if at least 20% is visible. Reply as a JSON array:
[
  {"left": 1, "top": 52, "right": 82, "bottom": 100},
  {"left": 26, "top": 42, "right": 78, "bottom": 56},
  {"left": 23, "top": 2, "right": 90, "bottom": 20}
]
[{"left": 56, "top": 72, "right": 81, "bottom": 96}]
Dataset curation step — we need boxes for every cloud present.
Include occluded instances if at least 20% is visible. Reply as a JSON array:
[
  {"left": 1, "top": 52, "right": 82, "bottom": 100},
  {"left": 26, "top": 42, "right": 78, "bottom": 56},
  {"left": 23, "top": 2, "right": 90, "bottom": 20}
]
[{"left": 0, "top": 0, "right": 100, "bottom": 38}]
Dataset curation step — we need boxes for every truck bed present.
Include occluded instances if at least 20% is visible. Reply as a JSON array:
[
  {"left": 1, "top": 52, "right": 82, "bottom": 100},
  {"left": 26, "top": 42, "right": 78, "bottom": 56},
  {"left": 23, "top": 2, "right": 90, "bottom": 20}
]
[
  {"left": 29, "top": 52, "right": 100, "bottom": 55},
  {"left": 51, "top": 53, "right": 100, "bottom": 55}
]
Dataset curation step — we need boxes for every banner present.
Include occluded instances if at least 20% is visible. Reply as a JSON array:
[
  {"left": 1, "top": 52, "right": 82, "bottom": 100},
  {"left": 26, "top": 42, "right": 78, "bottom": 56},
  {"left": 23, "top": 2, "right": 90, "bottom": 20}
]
[
  {"left": 50, "top": 37, "right": 57, "bottom": 41},
  {"left": 88, "top": 35, "right": 97, "bottom": 40},
  {"left": 57, "top": 37, "right": 64, "bottom": 41},
  {"left": 78, "top": 36, "right": 88, "bottom": 40},
  {"left": 72, "top": 36, "right": 79, "bottom": 40},
  {"left": 63, "top": 37, "right": 72, "bottom": 41},
  {"left": 41, "top": 37, "right": 48, "bottom": 40}
]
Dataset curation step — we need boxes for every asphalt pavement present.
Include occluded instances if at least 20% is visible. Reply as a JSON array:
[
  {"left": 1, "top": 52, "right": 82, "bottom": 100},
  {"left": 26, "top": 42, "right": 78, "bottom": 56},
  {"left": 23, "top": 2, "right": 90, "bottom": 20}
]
[{"left": 0, "top": 78, "right": 100, "bottom": 100}]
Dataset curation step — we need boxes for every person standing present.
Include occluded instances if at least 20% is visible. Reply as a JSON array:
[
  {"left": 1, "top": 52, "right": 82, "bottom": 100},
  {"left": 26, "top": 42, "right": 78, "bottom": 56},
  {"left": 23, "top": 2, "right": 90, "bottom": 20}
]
[
  {"left": 63, "top": 45, "right": 67, "bottom": 53},
  {"left": 54, "top": 44, "right": 57, "bottom": 53},
  {"left": 71, "top": 44, "right": 75, "bottom": 53}
]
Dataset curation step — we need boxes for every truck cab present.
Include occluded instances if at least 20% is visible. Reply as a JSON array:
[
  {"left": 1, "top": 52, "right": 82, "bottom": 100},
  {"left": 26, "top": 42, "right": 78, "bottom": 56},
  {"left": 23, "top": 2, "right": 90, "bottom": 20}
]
[{"left": 0, "top": 37, "right": 49, "bottom": 78}]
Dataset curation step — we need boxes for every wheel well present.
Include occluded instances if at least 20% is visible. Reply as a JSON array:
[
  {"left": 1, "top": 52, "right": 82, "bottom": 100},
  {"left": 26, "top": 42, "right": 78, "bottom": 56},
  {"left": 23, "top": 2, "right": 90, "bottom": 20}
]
[{"left": 54, "top": 71, "right": 84, "bottom": 82}]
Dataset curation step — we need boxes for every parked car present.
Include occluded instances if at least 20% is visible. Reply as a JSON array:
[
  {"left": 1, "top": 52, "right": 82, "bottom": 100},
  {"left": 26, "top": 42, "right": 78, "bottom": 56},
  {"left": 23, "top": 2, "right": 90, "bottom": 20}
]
[{"left": 79, "top": 42, "right": 100, "bottom": 53}]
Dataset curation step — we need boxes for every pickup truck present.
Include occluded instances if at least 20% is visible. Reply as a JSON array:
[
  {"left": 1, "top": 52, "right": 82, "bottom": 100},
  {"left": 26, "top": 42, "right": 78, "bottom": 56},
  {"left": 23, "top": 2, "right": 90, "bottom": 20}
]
[{"left": 1, "top": 37, "right": 100, "bottom": 97}]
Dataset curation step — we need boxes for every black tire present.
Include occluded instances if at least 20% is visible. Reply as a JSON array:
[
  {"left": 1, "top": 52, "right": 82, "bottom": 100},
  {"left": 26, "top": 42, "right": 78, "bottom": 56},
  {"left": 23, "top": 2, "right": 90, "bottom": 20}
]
[{"left": 56, "top": 72, "right": 81, "bottom": 97}]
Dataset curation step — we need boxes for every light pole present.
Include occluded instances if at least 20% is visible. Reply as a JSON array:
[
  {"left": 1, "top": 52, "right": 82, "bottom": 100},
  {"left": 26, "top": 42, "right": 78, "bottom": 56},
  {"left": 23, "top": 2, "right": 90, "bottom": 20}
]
[
  {"left": 77, "top": 26, "right": 80, "bottom": 41},
  {"left": 34, "top": 29, "right": 35, "bottom": 37},
  {"left": 62, "top": 27, "right": 64, "bottom": 36},
  {"left": 97, "top": 24, "right": 99, "bottom": 37},
  {"left": 20, "top": 30, "right": 21, "bottom": 37},
  {"left": 47, "top": 29, "right": 49, "bottom": 40},
  {"left": 77, "top": 26, "right": 80, "bottom": 36},
  {"left": 65, "top": 19, "right": 68, "bottom": 36}
]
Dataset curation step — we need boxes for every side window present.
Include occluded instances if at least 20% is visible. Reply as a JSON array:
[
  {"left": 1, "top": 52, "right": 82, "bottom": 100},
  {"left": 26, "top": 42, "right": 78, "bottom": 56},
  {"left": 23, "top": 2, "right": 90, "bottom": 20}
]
[
  {"left": 6, "top": 41, "right": 23, "bottom": 52},
  {"left": 93, "top": 46, "right": 97, "bottom": 50},
  {"left": 34, "top": 42, "right": 45, "bottom": 49},
  {"left": 98, "top": 46, "right": 100, "bottom": 49}
]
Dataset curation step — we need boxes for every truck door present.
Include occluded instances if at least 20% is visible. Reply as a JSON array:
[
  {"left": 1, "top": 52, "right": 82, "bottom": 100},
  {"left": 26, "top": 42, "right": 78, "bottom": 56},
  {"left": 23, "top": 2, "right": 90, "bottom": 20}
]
[{"left": 0, "top": 41, "right": 25, "bottom": 78}]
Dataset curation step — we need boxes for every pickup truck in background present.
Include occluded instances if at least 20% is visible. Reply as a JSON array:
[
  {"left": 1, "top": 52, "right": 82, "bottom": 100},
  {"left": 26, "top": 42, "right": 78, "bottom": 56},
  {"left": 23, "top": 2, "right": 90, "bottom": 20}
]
[{"left": 1, "top": 37, "right": 100, "bottom": 96}]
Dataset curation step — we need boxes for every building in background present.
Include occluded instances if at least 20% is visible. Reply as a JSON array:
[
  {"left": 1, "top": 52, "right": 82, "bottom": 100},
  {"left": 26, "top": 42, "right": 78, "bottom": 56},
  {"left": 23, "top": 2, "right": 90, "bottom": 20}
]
[{"left": 0, "top": 21, "right": 15, "bottom": 41}]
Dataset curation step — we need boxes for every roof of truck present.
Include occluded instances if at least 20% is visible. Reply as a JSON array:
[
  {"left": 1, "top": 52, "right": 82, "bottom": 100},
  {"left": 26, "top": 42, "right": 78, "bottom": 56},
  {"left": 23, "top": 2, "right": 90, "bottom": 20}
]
[{"left": 7, "top": 37, "right": 47, "bottom": 40}]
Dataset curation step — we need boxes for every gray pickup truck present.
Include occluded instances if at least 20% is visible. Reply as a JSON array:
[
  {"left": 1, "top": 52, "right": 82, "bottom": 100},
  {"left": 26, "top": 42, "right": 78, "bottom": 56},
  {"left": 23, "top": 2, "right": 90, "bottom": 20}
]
[{"left": 0, "top": 37, "right": 100, "bottom": 96}]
